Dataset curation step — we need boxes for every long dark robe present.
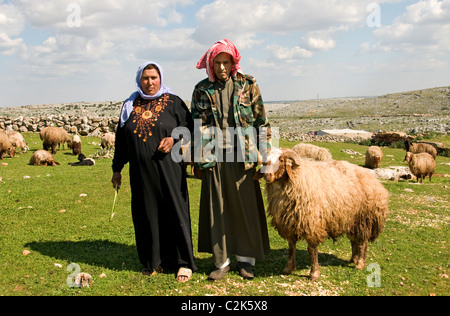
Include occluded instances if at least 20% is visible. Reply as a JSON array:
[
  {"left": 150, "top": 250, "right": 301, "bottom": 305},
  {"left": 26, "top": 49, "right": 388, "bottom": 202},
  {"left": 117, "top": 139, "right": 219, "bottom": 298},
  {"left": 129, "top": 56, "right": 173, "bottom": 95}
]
[
  {"left": 198, "top": 79, "right": 270, "bottom": 267},
  {"left": 113, "top": 94, "right": 197, "bottom": 272}
]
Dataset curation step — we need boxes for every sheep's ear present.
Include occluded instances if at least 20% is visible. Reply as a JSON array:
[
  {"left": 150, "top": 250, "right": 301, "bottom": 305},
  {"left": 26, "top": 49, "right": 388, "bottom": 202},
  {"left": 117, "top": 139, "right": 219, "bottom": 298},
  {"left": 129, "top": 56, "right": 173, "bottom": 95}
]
[{"left": 282, "top": 149, "right": 301, "bottom": 167}]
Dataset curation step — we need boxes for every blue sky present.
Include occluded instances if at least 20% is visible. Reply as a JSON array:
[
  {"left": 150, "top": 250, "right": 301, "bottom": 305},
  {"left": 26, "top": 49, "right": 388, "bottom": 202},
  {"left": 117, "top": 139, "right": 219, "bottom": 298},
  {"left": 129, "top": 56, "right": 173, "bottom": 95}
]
[{"left": 0, "top": 0, "right": 449, "bottom": 107}]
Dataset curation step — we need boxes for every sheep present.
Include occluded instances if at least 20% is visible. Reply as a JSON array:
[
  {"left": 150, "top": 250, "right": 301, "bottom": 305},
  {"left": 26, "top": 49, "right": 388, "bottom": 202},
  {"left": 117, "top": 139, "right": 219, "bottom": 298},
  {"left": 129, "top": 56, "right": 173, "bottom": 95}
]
[
  {"left": 101, "top": 133, "right": 115, "bottom": 150},
  {"left": 404, "top": 152, "right": 435, "bottom": 183},
  {"left": 0, "top": 132, "right": 16, "bottom": 159},
  {"left": 42, "top": 127, "right": 73, "bottom": 154},
  {"left": 255, "top": 148, "right": 389, "bottom": 281},
  {"left": 29, "top": 150, "right": 60, "bottom": 166},
  {"left": 292, "top": 143, "right": 332, "bottom": 161},
  {"left": 5, "top": 130, "right": 29, "bottom": 154},
  {"left": 72, "top": 134, "right": 82, "bottom": 156},
  {"left": 404, "top": 140, "right": 437, "bottom": 160},
  {"left": 365, "top": 146, "right": 383, "bottom": 169}
]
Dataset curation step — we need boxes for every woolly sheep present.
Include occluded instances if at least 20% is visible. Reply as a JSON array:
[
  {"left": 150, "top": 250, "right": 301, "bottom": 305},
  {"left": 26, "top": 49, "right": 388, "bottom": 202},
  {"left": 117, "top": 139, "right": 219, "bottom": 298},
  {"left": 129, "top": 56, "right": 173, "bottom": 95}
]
[
  {"left": 5, "top": 130, "right": 29, "bottom": 154},
  {"left": 101, "top": 133, "right": 115, "bottom": 150},
  {"left": 292, "top": 143, "right": 332, "bottom": 161},
  {"left": 404, "top": 140, "right": 437, "bottom": 159},
  {"left": 0, "top": 132, "right": 16, "bottom": 159},
  {"left": 255, "top": 148, "right": 389, "bottom": 281},
  {"left": 72, "top": 134, "right": 82, "bottom": 156},
  {"left": 404, "top": 152, "right": 435, "bottom": 183},
  {"left": 42, "top": 127, "right": 73, "bottom": 155},
  {"left": 365, "top": 146, "right": 383, "bottom": 169},
  {"left": 29, "top": 150, "right": 60, "bottom": 166}
]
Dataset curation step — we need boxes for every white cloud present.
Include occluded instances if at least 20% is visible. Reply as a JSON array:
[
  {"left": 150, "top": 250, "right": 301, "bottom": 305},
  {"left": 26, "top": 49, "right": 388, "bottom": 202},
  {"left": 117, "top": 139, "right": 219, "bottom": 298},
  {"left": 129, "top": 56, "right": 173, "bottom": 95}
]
[
  {"left": 373, "top": 0, "right": 450, "bottom": 53},
  {"left": 266, "top": 44, "right": 312, "bottom": 61}
]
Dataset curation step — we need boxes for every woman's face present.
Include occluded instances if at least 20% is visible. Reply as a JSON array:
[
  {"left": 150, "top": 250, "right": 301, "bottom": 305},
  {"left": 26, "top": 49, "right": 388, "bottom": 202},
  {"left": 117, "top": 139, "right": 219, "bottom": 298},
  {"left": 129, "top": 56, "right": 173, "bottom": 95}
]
[{"left": 140, "top": 68, "right": 161, "bottom": 96}]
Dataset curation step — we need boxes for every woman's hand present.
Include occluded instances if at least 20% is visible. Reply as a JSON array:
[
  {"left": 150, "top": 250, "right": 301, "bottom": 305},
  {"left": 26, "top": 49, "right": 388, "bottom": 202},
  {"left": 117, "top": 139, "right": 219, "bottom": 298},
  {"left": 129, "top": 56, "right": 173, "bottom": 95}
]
[
  {"left": 111, "top": 172, "right": 122, "bottom": 189},
  {"left": 158, "top": 137, "right": 174, "bottom": 154}
]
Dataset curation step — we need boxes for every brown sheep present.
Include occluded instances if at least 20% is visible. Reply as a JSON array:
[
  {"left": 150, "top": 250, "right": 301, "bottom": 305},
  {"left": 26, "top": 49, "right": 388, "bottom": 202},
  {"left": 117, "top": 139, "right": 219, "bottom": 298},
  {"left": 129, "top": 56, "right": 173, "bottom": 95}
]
[
  {"left": 42, "top": 127, "right": 73, "bottom": 154},
  {"left": 0, "top": 132, "right": 16, "bottom": 159},
  {"left": 29, "top": 150, "right": 60, "bottom": 166},
  {"left": 365, "top": 146, "right": 383, "bottom": 169},
  {"left": 404, "top": 140, "right": 437, "bottom": 159},
  {"left": 404, "top": 152, "right": 435, "bottom": 183},
  {"left": 255, "top": 148, "right": 389, "bottom": 281},
  {"left": 292, "top": 143, "right": 333, "bottom": 161}
]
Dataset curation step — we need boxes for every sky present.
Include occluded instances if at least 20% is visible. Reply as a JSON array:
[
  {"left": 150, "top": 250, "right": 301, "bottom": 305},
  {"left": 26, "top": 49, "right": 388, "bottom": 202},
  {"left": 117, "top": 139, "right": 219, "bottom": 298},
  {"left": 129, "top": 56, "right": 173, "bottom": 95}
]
[{"left": 0, "top": 0, "right": 449, "bottom": 107}]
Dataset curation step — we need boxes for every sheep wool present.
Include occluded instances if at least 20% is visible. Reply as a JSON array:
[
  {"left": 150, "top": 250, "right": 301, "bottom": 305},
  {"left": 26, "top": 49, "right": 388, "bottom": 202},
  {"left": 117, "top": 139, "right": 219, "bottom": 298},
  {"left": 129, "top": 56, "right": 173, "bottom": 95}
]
[
  {"left": 42, "top": 127, "right": 73, "bottom": 155},
  {"left": 29, "top": 150, "right": 59, "bottom": 166},
  {"left": 101, "top": 133, "right": 115, "bottom": 149},
  {"left": 365, "top": 146, "right": 383, "bottom": 169},
  {"left": 292, "top": 143, "right": 332, "bottom": 161},
  {"left": 405, "top": 152, "right": 435, "bottom": 183},
  {"left": 404, "top": 140, "right": 437, "bottom": 159},
  {"left": 0, "top": 132, "right": 16, "bottom": 159},
  {"left": 256, "top": 148, "right": 389, "bottom": 281}
]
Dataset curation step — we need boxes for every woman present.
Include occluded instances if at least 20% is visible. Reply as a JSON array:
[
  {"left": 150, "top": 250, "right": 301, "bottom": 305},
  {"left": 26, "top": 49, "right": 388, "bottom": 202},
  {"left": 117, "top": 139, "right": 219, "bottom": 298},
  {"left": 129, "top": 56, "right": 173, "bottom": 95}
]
[{"left": 111, "top": 62, "right": 196, "bottom": 282}]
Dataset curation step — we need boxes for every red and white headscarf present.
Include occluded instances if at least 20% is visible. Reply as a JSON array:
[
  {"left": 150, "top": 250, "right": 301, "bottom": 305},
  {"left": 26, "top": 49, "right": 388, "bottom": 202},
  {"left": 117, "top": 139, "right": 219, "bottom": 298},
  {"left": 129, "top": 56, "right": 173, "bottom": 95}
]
[{"left": 196, "top": 39, "right": 242, "bottom": 82}]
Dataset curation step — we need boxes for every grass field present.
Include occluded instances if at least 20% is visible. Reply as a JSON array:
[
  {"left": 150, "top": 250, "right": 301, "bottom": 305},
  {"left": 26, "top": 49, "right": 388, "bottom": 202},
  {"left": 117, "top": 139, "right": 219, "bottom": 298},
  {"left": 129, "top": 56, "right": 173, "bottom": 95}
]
[{"left": 0, "top": 133, "right": 448, "bottom": 296}]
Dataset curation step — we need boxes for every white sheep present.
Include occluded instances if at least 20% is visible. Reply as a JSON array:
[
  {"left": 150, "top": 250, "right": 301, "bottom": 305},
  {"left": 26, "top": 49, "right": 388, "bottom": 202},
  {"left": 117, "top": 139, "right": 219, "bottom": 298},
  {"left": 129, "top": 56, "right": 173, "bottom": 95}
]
[
  {"left": 255, "top": 148, "right": 389, "bottom": 281},
  {"left": 29, "top": 150, "right": 60, "bottom": 166},
  {"left": 101, "top": 133, "right": 115, "bottom": 150},
  {"left": 72, "top": 134, "right": 82, "bottom": 155},
  {"left": 404, "top": 152, "right": 435, "bottom": 183},
  {"left": 404, "top": 140, "right": 437, "bottom": 159},
  {"left": 292, "top": 143, "right": 332, "bottom": 161},
  {"left": 365, "top": 146, "right": 383, "bottom": 169},
  {"left": 5, "top": 130, "right": 29, "bottom": 154}
]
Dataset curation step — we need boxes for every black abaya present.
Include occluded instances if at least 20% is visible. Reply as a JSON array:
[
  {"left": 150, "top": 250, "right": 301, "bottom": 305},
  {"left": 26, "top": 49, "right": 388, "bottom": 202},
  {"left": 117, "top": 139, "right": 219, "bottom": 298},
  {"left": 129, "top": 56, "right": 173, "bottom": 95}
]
[{"left": 112, "top": 94, "right": 196, "bottom": 272}]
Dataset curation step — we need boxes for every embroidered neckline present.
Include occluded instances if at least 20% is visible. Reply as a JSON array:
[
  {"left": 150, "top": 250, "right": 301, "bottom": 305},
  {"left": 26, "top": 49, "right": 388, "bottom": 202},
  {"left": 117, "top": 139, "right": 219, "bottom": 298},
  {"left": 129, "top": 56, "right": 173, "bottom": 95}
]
[{"left": 132, "top": 94, "right": 172, "bottom": 142}]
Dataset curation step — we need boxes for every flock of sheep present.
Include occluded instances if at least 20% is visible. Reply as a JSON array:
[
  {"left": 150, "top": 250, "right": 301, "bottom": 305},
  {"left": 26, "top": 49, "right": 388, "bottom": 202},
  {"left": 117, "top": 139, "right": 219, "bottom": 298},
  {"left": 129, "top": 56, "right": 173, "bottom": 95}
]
[
  {"left": 0, "top": 127, "right": 440, "bottom": 281},
  {"left": 0, "top": 127, "right": 115, "bottom": 166}
]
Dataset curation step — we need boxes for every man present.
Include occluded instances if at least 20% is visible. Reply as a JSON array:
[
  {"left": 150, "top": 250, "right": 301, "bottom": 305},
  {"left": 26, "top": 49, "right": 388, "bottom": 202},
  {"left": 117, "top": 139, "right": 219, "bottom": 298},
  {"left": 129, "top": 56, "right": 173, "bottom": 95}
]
[{"left": 191, "top": 39, "right": 271, "bottom": 280}]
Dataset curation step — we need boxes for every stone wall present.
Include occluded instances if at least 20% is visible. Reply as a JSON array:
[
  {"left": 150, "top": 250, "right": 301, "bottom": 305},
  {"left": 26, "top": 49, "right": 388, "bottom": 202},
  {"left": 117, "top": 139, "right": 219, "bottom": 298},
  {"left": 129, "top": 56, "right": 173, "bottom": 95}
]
[{"left": 0, "top": 114, "right": 119, "bottom": 137}]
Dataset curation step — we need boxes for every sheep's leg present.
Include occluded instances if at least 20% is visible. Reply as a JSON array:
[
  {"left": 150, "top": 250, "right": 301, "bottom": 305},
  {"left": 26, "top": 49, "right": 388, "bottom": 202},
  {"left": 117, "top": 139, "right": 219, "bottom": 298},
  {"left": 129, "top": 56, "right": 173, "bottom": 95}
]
[
  {"left": 355, "top": 240, "right": 368, "bottom": 270},
  {"left": 349, "top": 237, "right": 358, "bottom": 264},
  {"left": 307, "top": 243, "right": 320, "bottom": 281},
  {"left": 282, "top": 238, "right": 297, "bottom": 275}
]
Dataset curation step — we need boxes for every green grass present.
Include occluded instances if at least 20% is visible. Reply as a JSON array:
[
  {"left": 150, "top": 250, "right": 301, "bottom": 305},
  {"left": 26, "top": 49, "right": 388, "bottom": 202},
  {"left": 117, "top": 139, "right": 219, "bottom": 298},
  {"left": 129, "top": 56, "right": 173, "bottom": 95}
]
[{"left": 0, "top": 133, "right": 449, "bottom": 296}]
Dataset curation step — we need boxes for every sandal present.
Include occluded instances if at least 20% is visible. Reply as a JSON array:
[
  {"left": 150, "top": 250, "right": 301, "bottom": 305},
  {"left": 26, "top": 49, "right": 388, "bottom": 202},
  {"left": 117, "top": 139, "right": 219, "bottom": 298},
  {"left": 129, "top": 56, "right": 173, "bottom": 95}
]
[{"left": 177, "top": 267, "right": 192, "bottom": 283}]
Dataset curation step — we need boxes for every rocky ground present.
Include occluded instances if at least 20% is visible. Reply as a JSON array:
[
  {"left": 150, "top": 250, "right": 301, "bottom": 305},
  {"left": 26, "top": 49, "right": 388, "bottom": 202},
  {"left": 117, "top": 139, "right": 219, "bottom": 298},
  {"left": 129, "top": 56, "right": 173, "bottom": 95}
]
[{"left": 1, "top": 86, "right": 449, "bottom": 142}]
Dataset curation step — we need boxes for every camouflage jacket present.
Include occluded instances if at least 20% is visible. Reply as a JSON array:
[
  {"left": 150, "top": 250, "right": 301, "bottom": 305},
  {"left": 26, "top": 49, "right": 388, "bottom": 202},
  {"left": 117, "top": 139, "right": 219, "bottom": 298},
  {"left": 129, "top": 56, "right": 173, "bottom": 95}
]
[{"left": 191, "top": 72, "right": 272, "bottom": 170}]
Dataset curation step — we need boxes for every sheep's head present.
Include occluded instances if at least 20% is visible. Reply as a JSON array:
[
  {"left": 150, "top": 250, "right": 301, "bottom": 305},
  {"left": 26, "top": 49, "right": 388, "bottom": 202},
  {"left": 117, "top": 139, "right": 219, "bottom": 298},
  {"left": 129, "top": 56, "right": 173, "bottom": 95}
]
[
  {"left": 8, "top": 146, "right": 16, "bottom": 158},
  {"left": 254, "top": 148, "right": 301, "bottom": 183},
  {"left": 404, "top": 151, "right": 413, "bottom": 163}
]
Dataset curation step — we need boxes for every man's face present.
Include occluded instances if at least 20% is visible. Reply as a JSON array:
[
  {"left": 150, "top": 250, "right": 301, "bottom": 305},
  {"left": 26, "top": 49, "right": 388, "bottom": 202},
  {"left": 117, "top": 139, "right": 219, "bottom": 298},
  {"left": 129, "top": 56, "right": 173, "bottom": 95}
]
[{"left": 213, "top": 52, "right": 233, "bottom": 81}]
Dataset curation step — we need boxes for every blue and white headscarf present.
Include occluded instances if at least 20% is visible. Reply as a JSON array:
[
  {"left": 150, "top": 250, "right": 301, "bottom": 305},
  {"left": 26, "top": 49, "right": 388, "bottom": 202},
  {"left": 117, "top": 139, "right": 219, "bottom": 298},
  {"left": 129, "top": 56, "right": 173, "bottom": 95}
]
[{"left": 120, "top": 61, "right": 172, "bottom": 127}]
